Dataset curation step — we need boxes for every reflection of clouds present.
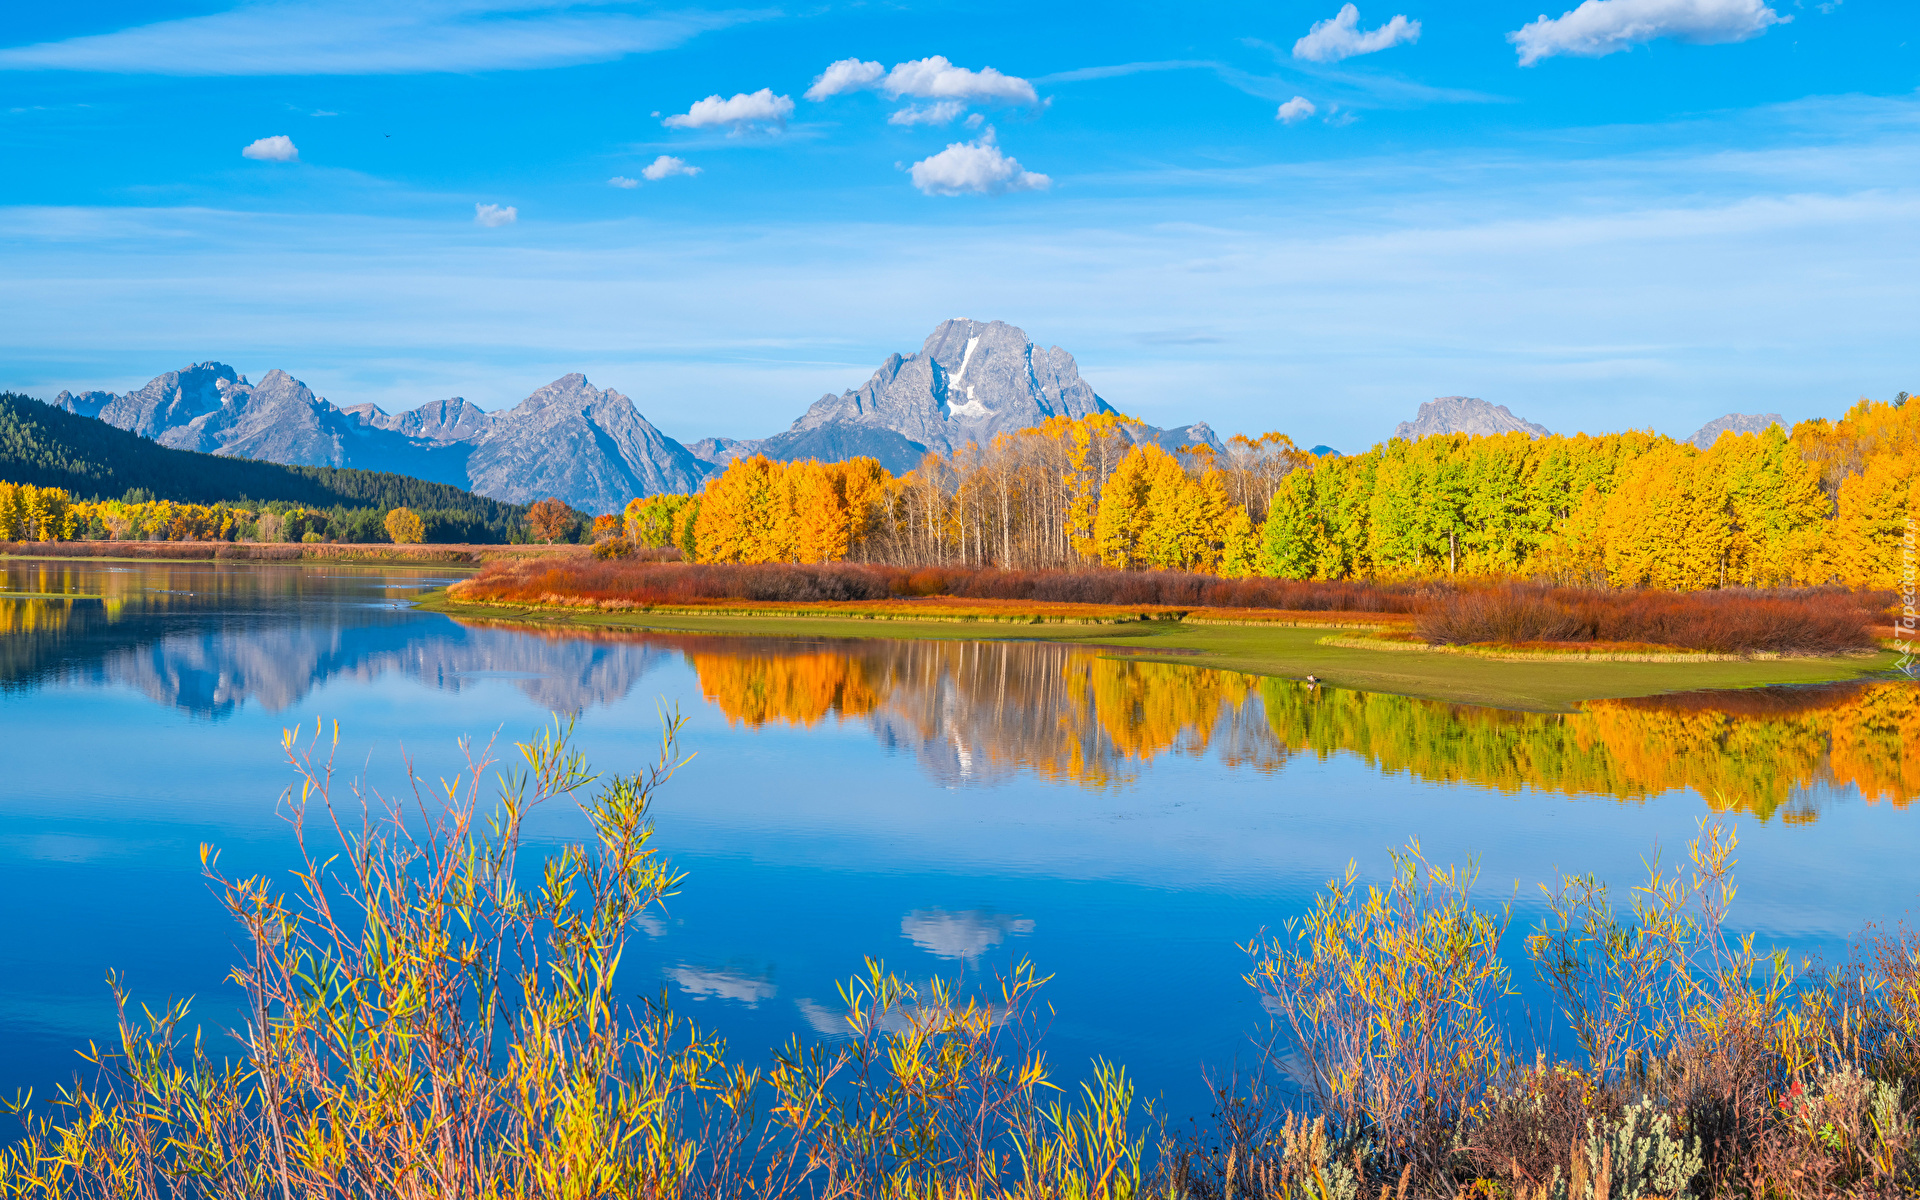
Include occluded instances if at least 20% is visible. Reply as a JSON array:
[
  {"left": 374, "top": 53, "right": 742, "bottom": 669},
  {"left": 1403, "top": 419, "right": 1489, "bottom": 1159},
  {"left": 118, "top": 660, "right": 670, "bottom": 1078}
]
[
  {"left": 795, "top": 993, "right": 1014, "bottom": 1041},
  {"left": 796, "top": 998, "right": 855, "bottom": 1037},
  {"left": 667, "top": 965, "right": 777, "bottom": 1007},
  {"left": 901, "top": 909, "right": 1034, "bottom": 961}
]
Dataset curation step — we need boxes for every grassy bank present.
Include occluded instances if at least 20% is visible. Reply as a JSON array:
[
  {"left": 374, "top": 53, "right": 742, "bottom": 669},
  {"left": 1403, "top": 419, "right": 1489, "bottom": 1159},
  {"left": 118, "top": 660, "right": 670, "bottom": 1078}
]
[
  {"left": 0, "top": 540, "right": 589, "bottom": 566},
  {"left": 414, "top": 590, "right": 1899, "bottom": 711}
]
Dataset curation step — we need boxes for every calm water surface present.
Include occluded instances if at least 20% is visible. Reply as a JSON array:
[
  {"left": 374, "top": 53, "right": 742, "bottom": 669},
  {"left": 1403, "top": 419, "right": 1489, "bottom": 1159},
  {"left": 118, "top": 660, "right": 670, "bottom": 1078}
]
[{"left": 1, "top": 558, "right": 1916, "bottom": 1117}]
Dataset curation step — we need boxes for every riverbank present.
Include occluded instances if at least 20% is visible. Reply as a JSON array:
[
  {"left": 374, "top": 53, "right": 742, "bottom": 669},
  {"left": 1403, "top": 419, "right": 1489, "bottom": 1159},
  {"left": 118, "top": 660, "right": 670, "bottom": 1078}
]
[
  {"left": 0, "top": 541, "right": 588, "bottom": 567},
  {"left": 413, "top": 590, "right": 1902, "bottom": 711}
]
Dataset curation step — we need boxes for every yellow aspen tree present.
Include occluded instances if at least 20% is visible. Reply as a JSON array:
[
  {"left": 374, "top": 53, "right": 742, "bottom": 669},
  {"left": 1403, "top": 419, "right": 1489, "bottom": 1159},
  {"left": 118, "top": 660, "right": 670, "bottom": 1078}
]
[
  {"left": 0, "top": 482, "right": 19, "bottom": 541},
  {"left": 790, "top": 461, "right": 850, "bottom": 563},
  {"left": 1831, "top": 451, "right": 1920, "bottom": 588},
  {"left": 1093, "top": 446, "right": 1155, "bottom": 568},
  {"left": 694, "top": 455, "right": 798, "bottom": 563},
  {"left": 835, "top": 457, "right": 892, "bottom": 555}
]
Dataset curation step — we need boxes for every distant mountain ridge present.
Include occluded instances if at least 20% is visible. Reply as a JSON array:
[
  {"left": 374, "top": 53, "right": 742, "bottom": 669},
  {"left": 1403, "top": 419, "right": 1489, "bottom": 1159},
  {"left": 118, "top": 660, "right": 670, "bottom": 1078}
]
[
  {"left": 50, "top": 363, "right": 707, "bottom": 515},
  {"left": 1394, "top": 396, "right": 1553, "bottom": 441},
  {"left": 1687, "top": 412, "right": 1784, "bottom": 449}
]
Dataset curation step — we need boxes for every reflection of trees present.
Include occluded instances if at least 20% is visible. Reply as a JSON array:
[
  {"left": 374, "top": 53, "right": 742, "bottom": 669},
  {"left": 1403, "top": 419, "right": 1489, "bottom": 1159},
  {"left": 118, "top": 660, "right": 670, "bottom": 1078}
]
[
  {"left": 685, "top": 640, "right": 1285, "bottom": 787},
  {"left": 1260, "top": 680, "right": 1919, "bottom": 821},
  {"left": 679, "top": 637, "right": 1917, "bottom": 814}
]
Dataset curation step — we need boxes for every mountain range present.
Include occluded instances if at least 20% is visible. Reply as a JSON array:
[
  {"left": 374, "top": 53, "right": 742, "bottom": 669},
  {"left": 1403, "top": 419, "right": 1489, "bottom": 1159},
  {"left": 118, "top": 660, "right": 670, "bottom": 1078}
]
[
  {"left": 45, "top": 319, "right": 1218, "bottom": 513},
  {"left": 41, "top": 319, "right": 1788, "bottom": 512}
]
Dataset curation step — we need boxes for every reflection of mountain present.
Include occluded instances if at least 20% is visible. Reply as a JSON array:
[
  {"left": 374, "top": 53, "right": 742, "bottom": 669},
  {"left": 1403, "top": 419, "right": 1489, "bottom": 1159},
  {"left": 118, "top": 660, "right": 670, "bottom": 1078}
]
[
  {"left": 663, "top": 633, "right": 1919, "bottom": 817},
  {"left": 681, "top": 639, "right": 1285, "bottom": 787},
  {"left": 1, "top": 563, "right": 667, "bottom": 717}
]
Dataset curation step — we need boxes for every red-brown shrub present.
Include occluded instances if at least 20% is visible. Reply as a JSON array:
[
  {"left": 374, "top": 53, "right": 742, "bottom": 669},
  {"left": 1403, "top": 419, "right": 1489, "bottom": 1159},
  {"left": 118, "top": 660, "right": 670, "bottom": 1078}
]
[
  {"left": 1414, "top": 584, "right": 1881, "bottom": 655},
  {"left": 454, "top": 558, "right": 1431, "bottom": 611}
]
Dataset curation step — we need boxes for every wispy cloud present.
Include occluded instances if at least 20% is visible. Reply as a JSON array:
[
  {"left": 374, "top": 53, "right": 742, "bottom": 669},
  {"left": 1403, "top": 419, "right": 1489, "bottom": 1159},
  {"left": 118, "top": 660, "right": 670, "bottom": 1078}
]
[
  {"left": 1510, "top": 0, "right": 1787, "bottom": 65},
  {"left": 473, "top": 202, "right": 517, "bottom": 226},
  {"left": 888, "top": 100, "right": 966, "bottom": 126},
  {"left": 608, "top": 176, "right": 639, "bottom": 188},
  {"left": 0, "top": 0, "right": 752, "bottom": 75},
  {"left": 1032, "top": 59, "right": 1217, "bottom": 84}
]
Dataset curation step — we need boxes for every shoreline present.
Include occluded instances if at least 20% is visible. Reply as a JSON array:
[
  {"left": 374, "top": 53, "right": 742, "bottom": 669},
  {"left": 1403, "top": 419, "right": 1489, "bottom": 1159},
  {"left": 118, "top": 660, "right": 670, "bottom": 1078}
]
[
  {"left": 0, "top": 542, "right": 585, "bottom": 568},
  {"left": 412, "top": 590, "right": 1904, "bottom": 712}
]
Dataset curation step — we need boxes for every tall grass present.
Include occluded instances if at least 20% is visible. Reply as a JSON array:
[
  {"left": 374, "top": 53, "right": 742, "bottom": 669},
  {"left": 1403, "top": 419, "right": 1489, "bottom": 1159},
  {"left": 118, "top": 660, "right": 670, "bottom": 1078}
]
[
  {"left": 3, "top": 725, "right": 1917, "bottom": 1198},
  {"left": 1412, "top": 584, "right": 1883, "bottom": 655}
]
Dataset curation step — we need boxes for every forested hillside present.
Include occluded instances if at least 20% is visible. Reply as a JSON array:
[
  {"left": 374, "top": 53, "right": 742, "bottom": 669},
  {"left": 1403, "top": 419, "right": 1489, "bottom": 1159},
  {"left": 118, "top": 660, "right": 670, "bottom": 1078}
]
[{"left": 1, "top": 392, "right": 528, "bottom": 540}]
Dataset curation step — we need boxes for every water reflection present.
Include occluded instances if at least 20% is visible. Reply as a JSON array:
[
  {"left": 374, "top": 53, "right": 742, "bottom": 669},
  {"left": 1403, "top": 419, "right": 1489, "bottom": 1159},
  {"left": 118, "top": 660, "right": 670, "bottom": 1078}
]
[
  {"left": 1, "top": 560, "right": 668, "bottom": 716},
  {"left": 4, "top": 559, "right": 1916, "bottom": 818},
  {"left": 672, "top": 637, "right": 1917, "bottom": 819}
]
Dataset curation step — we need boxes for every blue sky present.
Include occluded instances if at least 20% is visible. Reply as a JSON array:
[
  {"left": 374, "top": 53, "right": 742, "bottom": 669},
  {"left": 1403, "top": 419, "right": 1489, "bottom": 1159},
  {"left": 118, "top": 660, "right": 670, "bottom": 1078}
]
[{"left": 1, "top": 0, "right": 1915, "bottom": 450}]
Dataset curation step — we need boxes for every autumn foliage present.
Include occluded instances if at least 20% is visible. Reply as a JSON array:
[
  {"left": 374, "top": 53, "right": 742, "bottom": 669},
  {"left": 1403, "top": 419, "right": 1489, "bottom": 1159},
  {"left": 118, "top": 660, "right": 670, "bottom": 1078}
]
[
  {"left": 606, "top": 398, "right": 1913, "bottom": 596},
  {"left": 382, "top": 506, "right": 425, "bottom": 544},
  {"left": 526, "top": 496, "right": 580, "bottom": 544}
]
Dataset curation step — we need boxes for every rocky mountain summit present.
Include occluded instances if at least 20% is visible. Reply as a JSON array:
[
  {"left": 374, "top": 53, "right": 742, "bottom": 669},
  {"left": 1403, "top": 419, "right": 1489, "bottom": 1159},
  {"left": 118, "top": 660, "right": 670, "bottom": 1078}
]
[
  {"left": 1687, "top": 412, "right": 1785, "bottom": 449},
  {"left": 1393, "top": 396, "right": 1552, "bottom": 441},
  {"left": 736, "top": 319, "right": 1222, "bottom": 473},
  {"left": 464, "top": 374, "right": 708, "bottom": 513}
]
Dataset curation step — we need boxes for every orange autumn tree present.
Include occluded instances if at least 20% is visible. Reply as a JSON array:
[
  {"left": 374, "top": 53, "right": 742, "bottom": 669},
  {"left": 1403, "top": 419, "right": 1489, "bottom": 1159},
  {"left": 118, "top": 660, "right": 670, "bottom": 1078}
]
[{"left": 527, "top": 497, "right": 579, "bottom": 544}]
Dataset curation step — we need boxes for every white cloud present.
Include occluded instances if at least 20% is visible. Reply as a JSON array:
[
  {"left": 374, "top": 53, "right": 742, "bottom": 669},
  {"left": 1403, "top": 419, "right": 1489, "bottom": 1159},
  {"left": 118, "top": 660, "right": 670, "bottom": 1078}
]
[
  {"left": 473, "top": 203, "right": 517, "bottom": 227},
  {"left": 662, "top": 88, "right": 793, "bottom": 132},
  {"left": 1276, "top": 96, "right": 1317, "bottom": 124},
  {"left": 0, "top": 1, "right": 739, "bottom": 76},
  {"left": 909, "top": 127, "right": 1050, "bottom": 196},
  {"left": 607, "top": 176, "right": 639, "bottom": 189},
  {"left": 882, "top": 56, "right": 1037, "bottom": 105},
  {"left": 1509, "top": 0, "right": 1787, "bottom": 65},
  {"left": 241, "top": 134, "right": 298, "bottom": 162},
  {"left": 804, "top": 57, "right": 884, "bottom": 101},
  {"left": 806, "top": 55, "right": 1037, "bottom": 107},
  {"left": 888, "top": 100, "right": 967, "bottom": 126},
  {"left": 1293, "top": 4, "right": 1422, "bottom": 62},
  {"left": 641, "top": 154, "right": 700, "bottom": 181}
]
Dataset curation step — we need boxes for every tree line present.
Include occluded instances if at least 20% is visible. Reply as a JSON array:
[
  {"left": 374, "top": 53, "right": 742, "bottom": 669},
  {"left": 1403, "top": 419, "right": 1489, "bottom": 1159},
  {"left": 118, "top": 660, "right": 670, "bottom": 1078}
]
[
  {"left": 614, "top": 397, "right": 1916, "bottom": 590},
  {"left": 0, "top": 483, "right": 448, "bottom": 546},
  {"left": 1, "top": 392, "right": 529, "bottom": 540}
]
